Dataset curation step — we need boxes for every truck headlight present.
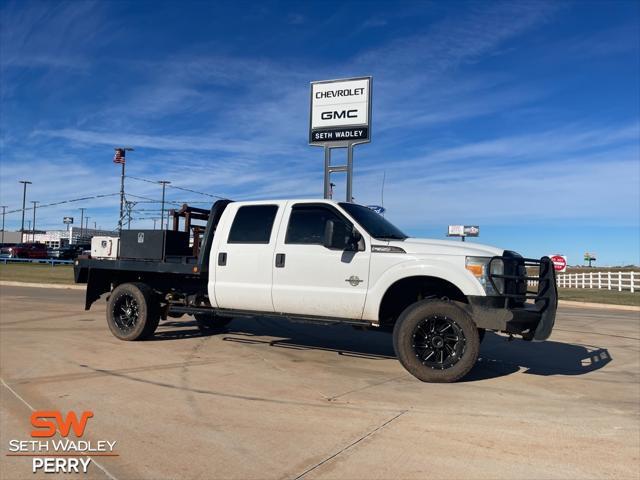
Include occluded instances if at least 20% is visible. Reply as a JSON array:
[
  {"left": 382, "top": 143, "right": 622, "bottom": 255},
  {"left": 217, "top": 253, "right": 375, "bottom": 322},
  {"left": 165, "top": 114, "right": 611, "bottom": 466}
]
[
  {"left": 466, "top": 256, "right": 503, "bottom": 296},
  {"left": 489, "top": 258, "right": 504, "bottom": 295}
]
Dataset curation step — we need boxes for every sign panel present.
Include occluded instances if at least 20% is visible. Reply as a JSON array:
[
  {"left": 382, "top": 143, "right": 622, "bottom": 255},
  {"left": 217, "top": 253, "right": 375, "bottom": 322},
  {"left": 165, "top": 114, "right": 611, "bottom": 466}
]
[
  {"left": 550, "top": 255, "right": 567, "bottom": 273},
  {"left": 463, "top": 225, "right": 480, "bottom": 236},
  {"left": 63, "top": 217, "right": 74, "bottom": 224},
  {"left": 310, "top": 77, "right": 371, "bottom": 145},
  {"left": 448, "top": 225, "right": 464, "bottom": 236},
  {"left": 447, "top": 225, "right": 480, "bottom": 237}
]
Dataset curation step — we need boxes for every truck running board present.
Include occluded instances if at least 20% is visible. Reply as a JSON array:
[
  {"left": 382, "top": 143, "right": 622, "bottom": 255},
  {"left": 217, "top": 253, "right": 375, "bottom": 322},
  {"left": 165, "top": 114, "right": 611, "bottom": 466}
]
[{"left": 168, "top": 305, "right": 376, "bottom": 328}]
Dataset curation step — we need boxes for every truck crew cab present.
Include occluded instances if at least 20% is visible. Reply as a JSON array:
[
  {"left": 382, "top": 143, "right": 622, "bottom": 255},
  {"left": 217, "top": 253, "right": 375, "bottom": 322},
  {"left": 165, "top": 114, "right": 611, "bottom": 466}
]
[{"left": 74, "top": 199, "right": 557, "bottom": 383}]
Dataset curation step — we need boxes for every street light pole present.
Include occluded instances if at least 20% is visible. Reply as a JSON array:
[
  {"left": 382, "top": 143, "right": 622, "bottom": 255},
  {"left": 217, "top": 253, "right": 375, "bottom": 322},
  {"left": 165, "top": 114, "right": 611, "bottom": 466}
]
[
  {"left": 159, "top": 181, "right": 170, "bottom": 230},
  {"left": 19, "top": 180, "right": 32, "bottom": 242},
  {"left": 1, "top": 206, "right": 6, "bottom": 244},
  {"left": 31, "top": 201, "right": 38, "bottom": 242},
  {"left": 79, "top": 208, "right": 85, "bottom": 242}
]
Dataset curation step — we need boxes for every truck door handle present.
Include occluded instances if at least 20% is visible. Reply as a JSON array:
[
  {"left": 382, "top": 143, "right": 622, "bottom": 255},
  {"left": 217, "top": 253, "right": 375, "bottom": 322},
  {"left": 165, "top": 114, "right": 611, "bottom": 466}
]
[
  {"left": 218, "top": 252, "right": 227, "bottom": 266},
  {"left": 275, "top": 253, "right": 285, "bottom": 268}
]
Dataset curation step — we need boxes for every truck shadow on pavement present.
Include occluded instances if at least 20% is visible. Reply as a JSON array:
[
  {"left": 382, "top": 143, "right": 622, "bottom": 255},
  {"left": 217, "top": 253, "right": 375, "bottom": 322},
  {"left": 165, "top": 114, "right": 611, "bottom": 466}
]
[
  {"left": 153, "top": 318, "right": 612, "bottom": 381},
  {"left": 466, "top": 332, "right": 612, "bottom": 381}
]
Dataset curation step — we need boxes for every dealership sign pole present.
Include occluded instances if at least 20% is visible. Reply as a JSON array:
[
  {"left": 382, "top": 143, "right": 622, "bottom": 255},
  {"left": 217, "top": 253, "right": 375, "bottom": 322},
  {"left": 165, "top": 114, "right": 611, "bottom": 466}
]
[{"left": 309, "top": 76, "right": 371, "bottom": 202}]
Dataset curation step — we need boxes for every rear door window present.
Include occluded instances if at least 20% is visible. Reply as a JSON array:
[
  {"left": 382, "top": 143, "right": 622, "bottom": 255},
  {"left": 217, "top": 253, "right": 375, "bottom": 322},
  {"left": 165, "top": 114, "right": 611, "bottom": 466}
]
[{"left": 228, "top": 205, "right": 278, "bottom": 244}]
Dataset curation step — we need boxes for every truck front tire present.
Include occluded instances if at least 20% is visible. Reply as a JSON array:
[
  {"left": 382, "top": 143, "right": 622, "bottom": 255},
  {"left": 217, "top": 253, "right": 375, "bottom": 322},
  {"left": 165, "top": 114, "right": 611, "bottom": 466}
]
[
  {"left": 107, "top": 283, "right": 160, "bottom": 341},
  {"left": 393, "top": 299, "right": 480, "bottom": 383}
]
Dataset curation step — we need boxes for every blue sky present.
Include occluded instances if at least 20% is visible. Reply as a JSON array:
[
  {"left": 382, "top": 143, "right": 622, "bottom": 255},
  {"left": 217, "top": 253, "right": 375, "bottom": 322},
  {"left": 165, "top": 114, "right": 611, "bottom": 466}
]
[{"left": 0, "top": 0, "right": 638, "bottom": 265}]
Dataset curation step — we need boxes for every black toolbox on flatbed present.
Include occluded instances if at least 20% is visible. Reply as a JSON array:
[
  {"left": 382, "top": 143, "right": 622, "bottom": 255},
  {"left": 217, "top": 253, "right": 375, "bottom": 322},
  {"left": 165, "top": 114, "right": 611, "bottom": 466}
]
[{"left": 119, "top": 230, "right": 191, "bottom": 260}]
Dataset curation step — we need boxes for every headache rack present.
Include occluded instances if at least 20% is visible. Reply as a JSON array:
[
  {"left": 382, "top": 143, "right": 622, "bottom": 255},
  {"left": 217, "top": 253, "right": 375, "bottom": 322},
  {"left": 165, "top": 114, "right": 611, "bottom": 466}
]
[{"left": 488, "top": 255, "right": 557, "bottom": 308}]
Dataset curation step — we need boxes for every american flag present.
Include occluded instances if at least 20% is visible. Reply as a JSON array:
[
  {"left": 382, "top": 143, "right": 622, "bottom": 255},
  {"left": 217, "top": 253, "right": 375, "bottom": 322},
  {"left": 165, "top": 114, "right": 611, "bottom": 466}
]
[{"left": 113, "top": 148, "right": 125, "bottom": 164}]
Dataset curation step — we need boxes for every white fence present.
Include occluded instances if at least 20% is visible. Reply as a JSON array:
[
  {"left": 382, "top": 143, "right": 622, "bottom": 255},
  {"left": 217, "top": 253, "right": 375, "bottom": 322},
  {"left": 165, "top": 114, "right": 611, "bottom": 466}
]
[{"left": 556, "top": 271, "right": 637, "bottom": 292}]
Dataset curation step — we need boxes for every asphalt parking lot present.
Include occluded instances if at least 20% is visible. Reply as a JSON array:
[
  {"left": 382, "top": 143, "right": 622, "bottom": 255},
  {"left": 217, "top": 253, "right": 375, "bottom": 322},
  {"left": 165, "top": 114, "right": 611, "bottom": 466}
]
[{"left": 1, "top": 285, "right": 638, "bottom": 480}]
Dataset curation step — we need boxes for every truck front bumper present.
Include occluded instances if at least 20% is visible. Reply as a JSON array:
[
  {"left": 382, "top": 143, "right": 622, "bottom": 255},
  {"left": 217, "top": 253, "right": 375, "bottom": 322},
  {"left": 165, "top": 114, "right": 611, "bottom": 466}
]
[{"left": 466, "top": 256, "right": 557, "bottom": 341}]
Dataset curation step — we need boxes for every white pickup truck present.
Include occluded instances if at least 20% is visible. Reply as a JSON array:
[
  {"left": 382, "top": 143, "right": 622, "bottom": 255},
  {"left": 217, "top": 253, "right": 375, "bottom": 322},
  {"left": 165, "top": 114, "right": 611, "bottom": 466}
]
[{"left": 75, "top": 199, "right": 557, "bottom": 382}]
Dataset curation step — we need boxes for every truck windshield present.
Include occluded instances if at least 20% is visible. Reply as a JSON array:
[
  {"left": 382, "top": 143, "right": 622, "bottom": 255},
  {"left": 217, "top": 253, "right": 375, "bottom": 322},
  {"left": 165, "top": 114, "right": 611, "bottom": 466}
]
[{"left": 339, "top": 203, "right": 408, "bottom": 240}]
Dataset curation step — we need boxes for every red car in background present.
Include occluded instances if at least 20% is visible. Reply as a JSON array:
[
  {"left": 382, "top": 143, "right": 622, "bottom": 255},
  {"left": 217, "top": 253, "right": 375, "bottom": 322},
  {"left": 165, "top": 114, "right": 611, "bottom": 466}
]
[{"left": 0, "top": 243, "right": 48, "bottom": 259}]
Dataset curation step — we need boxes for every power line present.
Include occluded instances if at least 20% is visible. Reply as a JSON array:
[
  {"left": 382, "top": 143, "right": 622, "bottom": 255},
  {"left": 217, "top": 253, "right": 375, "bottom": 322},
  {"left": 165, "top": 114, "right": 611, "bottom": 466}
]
[
  {"left": 124, "top": 193, "right": 210, "bottom": 205},
  {"left": 125, "top": 175, "right": 226, "bottom": 200},
  {"left": 2, "top": 193, "right": 120, "bottom": 215},
  {"left": 124, "top": 193, "right": 181, "bottom": 205},
  {"left": 168, "top": 183, "right": 226, "bottom": 200}
]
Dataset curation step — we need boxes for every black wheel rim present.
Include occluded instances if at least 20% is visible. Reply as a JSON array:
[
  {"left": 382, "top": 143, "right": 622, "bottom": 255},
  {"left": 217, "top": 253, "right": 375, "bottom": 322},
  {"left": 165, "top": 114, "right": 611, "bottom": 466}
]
[
  {"left": 412, "top": 315, "right": 466, "bottom": 370},
  {"left": 113, "top": 294, "right": 139, "bottom": 333}
]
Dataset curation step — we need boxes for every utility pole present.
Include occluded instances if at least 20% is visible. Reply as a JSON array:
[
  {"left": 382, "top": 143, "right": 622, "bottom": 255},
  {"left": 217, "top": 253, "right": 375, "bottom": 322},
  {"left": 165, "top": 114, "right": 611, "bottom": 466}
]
[
  {"left": 85, "top": 216, "right": 90, "bottom": 234},
  {"left": 125, "top": 201, "right": 135, "bottom": 229},
  {"left": 31, "top": 201, "right": 38, "bottom": 242},
  {"left": 159, "top": 181, "right": 170, "bottom": 230},
  {"left": 152, "top": 218, "right": 157, "bottom": 230},
  {"left": 79, "top": 208, "right": 85, "bottom": 241},
  {"left": 1, "top": 206, "right": 6, "bottom": 244},
  {"left": 19, "top": 180, "right": 32, "bottom": 242},
  {"left": 94, "top": 221, "right": 97, "bottom": 230},
  {"left": 114, "top": 147, "right": 134, "bottom": 234}
]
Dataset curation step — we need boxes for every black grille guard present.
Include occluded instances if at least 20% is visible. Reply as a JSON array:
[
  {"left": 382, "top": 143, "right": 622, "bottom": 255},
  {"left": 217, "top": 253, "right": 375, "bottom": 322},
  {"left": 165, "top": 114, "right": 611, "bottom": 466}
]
[{"left": 488, "top": 255, "right": 558, "bottom": 341}]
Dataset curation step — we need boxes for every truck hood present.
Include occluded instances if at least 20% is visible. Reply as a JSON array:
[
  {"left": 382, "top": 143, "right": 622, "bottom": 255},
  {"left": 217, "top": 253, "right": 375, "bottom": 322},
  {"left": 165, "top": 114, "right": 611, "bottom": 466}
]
[{"left": 388, "top": 238, "right": 504, "bottom": 258}]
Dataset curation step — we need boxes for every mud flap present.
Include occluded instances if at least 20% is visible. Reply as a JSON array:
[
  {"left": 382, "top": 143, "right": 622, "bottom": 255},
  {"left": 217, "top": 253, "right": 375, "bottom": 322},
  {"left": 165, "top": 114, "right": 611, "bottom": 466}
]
[{"left": 85, "top": 268, "right": 111, "bottom": 311}]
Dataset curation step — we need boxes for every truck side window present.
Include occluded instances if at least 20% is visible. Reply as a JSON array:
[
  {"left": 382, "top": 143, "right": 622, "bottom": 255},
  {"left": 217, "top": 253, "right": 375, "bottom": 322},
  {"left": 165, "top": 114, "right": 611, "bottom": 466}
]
[
  {"left": 228, "top": 205, "right": 278, "bottom": 244},
  {"left": 286, "top": 205, "right": 347, "bottom": 245}
]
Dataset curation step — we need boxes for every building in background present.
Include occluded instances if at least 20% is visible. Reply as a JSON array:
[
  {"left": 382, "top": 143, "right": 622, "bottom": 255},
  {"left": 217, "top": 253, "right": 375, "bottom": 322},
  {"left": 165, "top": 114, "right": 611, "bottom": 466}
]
[
  {"left": 0, "top": 231, "right": 22, "bottom": 244},
  {"left": 31, "top": 227, "right": 116, "bottom": 248}
]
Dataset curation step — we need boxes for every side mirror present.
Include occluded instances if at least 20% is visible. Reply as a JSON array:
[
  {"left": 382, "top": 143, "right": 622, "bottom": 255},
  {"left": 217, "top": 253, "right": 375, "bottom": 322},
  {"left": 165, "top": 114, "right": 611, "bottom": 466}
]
[
  {"left": 323, "top": 219, "right": 339, "bottom": 249},
  {"left": 350, "top": 230, "right": 365, "bottom": 252},
  {"left": 323, "top": 219, "right": 363, "bottom": 251},
  {"left": 323, "top": 219, "right": 349, "bottom": 249}
]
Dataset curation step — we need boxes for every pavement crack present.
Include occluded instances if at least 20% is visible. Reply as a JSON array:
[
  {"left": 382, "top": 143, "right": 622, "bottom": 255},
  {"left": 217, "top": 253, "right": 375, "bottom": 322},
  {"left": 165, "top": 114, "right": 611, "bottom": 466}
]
[
  {"left": 292, "top": 410, "right": 408, "bottom": 479},
  {"left": 328, "top": 375, "right": 406, "bottom": 401}
]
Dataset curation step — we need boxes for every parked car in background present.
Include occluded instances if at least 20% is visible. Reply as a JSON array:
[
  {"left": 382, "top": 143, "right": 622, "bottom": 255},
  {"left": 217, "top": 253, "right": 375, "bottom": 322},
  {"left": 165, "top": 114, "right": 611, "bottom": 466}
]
[
  {"left": 1, "top": 243, "right": 48, "bottom": 259},
  {"left": 0, "top": 243, "right": 17, "bottom": 258},
  {"left": 48, "top": 244, "right": 90, "bottom": 260}
]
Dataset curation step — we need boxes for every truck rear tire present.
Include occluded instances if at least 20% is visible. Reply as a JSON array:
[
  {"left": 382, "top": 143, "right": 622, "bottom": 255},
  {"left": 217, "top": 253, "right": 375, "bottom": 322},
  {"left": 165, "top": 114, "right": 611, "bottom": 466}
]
[
  {"left": 107, "top": 283, "right": 160, "bottom": 341},
  {"left": 393, "top": 299, "right": 480, "bottom": 383},
  {"left": 194, "top": 312, "right": 232, "bottom": 333}
]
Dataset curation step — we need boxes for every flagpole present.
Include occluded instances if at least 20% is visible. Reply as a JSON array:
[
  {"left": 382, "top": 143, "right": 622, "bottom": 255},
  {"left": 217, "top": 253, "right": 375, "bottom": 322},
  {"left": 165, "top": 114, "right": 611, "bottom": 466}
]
[
  {"left": 119, "top": 160, "right": 125, "bottom": 233},
  {"left": 115, "top": 147, "right": 133, "bottom": 233}
]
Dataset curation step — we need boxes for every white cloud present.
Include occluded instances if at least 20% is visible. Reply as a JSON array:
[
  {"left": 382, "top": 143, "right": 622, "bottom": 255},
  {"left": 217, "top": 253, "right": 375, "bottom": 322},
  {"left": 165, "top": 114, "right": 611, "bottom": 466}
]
[{"left": 0, "top": 0, "right": 112, "bottom": 70}]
